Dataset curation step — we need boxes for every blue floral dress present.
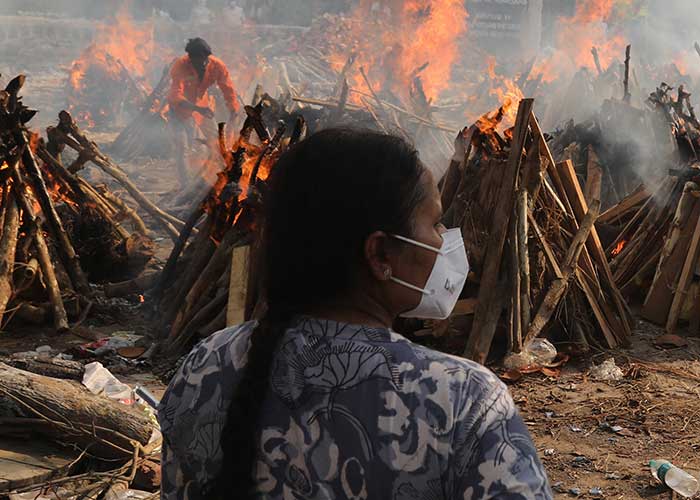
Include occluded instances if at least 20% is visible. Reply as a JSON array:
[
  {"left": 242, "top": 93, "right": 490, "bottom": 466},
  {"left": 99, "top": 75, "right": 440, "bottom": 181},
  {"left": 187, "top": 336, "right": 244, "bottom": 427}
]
[{"left": 158, "top": 317, "right": 552, "bottom": 499}]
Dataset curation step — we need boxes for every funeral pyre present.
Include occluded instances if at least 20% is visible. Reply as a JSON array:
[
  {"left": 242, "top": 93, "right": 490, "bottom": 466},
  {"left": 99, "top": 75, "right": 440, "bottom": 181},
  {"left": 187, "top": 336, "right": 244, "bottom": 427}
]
[{"left": 0, "top": 73, "right": 206, "bottom": 333}]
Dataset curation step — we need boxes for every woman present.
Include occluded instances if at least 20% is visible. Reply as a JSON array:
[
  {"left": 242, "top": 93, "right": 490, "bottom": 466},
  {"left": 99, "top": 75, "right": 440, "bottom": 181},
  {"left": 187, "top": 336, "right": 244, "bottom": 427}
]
[{"left": 159, "top": 129, "right": 552, "bottom": 499}]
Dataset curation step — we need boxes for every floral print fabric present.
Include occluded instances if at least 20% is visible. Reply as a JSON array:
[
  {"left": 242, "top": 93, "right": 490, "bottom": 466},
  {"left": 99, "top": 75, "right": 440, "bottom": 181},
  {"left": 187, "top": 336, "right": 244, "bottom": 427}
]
[{"left": 158, "top": 317, "right": 552, "bottom": 499}]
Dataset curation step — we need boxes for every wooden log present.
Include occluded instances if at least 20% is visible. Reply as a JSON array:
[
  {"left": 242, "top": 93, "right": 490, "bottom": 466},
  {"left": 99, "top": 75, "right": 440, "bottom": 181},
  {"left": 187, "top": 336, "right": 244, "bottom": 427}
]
[
  {"left": 591, "top": 47, "right": 603, "bottom": 76},
  {"left": 15, "top": 258, "right": 40, "bottom": 292},
  {"left": 16, "top": 133, "right": 91, "bottom": 296},
  {"left": 167, "top": 289, "right": 228, "bottom": 357},
  {"left": 666, "top": 209, "right": 700, "bottom": 334},
  {"left": 157, "top": 219, "right": 216, "bottom": 338},
  {"left": 97, "top": 188, "right": 149, "bottom": 236},
  {"left": 0, "top": 362, "right": 151, "bottom": 459},
  {"left": 642, "top": 184, "right": 700, "bottom": 323},
  {"left": 104, "top": 272, "right": 158, "bottom": 298},
  {"left": 464, "top": 99, "right": 534, "bottom": 363},
  {"left": 556, "top": 160, "right": 633, "bottom": 338},
  {"left": 152, "top": 203, "right": 206, "bottom": 301},
  {"left": 1, "top": 357, "right": 84, "bottom": 381},
  {"left": 169, "top": 230, "right": 240, "bottom": 340},
  {"left": 523, "top": 199, "right": 601, "bottom": 345},
  {"left": 199, "top": 306, "right": 228, "bottom": 338},
  {"left": 15, "top": 303, "right": 49, "bottom": 325},
  {"left": 9, "top": 160, "right": 69, "bottom": 332},
  {"left": 598, "top": 185, "right": 650, "bottom": 225},
  {"left": 227, "top": 245, "right": 251, "bottom": 327},
  {"left": 517, "top": 189, "right": 530, "bottom": 338},
  {"left": 623, "top": 45, "right": 631, "bottom": 103},
  {"left": 509, "top": 225, "right": 522, "bottom": 353},
  {"left": 0, "top": 191, "right": 19, "bottom": 325}
]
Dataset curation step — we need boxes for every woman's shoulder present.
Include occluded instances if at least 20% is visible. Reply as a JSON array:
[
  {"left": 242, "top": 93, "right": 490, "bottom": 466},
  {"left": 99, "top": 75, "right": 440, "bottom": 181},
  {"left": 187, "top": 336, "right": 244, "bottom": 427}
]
[
  {"left": 157, "top": 321, "right": 256, "bottom": 430},
  {"left": 388, "top": 331, "right": 507, "bottom": 406}
]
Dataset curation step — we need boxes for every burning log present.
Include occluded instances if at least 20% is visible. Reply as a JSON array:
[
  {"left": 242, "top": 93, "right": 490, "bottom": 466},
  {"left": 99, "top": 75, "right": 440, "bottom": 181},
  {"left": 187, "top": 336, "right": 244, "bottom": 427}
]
[
  {"left": 154, "top": 109, "right": 307, "bottom": 358},
  {"left": 0, "top": 73, "right": 155, "bottom": 331}
]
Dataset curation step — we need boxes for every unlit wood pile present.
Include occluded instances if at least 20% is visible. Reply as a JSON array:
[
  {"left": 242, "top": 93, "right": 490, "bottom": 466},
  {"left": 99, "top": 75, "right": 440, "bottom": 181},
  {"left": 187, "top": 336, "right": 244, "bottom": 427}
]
[
  {"left": 441, "top": 99, "right": 632, "bottom": 364},
  {"left": 0, "top": 74, "right": 153, "bottom": 332},
  {"left": 153, "top": 101, "right": 308, "bottom": 358}
]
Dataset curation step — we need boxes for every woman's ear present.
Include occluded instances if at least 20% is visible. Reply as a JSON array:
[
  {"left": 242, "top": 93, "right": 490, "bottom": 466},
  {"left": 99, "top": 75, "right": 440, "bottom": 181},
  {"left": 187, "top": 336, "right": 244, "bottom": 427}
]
[{"left": 365, "top": 231, "right": 393, "bottom": 281}]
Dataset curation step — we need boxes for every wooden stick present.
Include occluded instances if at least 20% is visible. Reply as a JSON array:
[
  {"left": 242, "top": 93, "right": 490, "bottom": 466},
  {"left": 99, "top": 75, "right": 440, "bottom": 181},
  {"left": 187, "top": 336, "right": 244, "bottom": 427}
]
[
  {"left": 464, "top": 99, "right": 534, "bottom": 363},
  {"left": 97, "top": 188, "right": 149, "bottom": 236},
  {"left": 598, "top": 185, "right": 650, "bottom": 225},
  {"left": 16, "top": 132, "right": 91, "bottom": 296},
  {"left": 0, "top": 190, "right": 19, "bottom": 325},
  {"left": 524, "top": 199, "right": 601, "bottom": 345},
  {"left": 623, "top": 45, "right": 632, "bottom": 103},
  {"left": 591, "top": 47, "right": 603, "bottom": 76},
  {"left": 10, "top": 163, "right": 69, "bottom": 332},
  {"left": 666, "top": 210, "right": 700, "bottom": 334},
  {"left": 509, "top": 216, "right": 522, "bottom": 353},
  {"left": 517, "top": 189, "right": 531, "bottom": 338}
]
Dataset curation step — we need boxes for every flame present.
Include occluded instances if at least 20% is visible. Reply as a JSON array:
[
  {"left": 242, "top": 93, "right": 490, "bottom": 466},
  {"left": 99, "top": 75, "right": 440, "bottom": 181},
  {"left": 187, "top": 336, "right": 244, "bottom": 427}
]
[
  {"left": 138, "top": 294, "right": 145, "bottom": 303},
  {"left": 324, "top": 0, "right": 467, "bottom": 103},
  {"left": 611, "top": 239, "right": 627, "bottom": 256},
  {"left": 66, "top": 4, "right": 168, "bottom": 127},
  {"left": 532, "top": 0, "right": 627, "bottom": 82}
]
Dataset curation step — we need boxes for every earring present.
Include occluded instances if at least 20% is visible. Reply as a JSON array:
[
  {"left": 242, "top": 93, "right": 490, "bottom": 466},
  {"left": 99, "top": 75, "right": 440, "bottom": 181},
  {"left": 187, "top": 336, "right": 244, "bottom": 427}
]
[{"left": 384, "top": 268, "right": 391, "bottom": 279}]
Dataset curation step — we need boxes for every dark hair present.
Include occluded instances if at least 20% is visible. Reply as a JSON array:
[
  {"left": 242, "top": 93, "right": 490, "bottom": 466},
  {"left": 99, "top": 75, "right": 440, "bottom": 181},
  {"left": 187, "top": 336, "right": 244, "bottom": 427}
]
[
  {"left": 185, "top": 37, "right": 212, "bottom": 58},
  {"left": 212, "top": 128, "right": 426, "bottom": 497}
]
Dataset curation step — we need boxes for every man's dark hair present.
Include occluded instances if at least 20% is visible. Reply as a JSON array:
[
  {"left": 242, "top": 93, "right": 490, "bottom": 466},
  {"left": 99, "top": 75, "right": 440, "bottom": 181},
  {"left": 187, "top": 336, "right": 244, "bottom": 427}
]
[{"left": 185, "top": 37, "right": 212, "bottom": 58}]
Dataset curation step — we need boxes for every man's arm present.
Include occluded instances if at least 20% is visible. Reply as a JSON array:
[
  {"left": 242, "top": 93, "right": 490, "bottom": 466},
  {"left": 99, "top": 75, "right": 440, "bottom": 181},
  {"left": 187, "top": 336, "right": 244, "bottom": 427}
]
[{"left": 215, "top": 61, "right": 241, "bottom": 114}]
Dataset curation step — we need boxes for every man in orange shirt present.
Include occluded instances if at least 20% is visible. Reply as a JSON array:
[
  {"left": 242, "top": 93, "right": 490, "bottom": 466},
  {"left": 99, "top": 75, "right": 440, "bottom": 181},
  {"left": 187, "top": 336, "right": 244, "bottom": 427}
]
[{"left": 167, "top": 38, "right": 240, "bottom": 188}]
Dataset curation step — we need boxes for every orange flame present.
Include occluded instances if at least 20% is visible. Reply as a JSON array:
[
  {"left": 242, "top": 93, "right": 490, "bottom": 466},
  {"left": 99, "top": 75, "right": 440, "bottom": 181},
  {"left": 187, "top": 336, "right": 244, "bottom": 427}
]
[
  {"left": 66, "top": 4, "right": 169, "bottom": 127},
  {"left": 532, "top": 0, "right": 626, "bottom": 82},
  {"left": 611, "top": 239, "right": 627, "bottom": 256},
  {"left": 325, "top": 0, "right": 467, "bottom": 103}
]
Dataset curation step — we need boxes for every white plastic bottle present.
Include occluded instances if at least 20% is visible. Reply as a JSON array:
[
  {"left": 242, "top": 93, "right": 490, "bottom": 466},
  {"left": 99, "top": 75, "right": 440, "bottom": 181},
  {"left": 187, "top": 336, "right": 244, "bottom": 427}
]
[{"left": 650, "top": 459, "right": 699, "bottom": 498}]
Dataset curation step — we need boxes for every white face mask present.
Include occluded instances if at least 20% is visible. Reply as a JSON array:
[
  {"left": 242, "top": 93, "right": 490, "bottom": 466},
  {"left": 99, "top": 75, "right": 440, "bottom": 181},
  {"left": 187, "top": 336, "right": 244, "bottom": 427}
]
[{"left": 390, "top": 228, "right": 469, "bottom": 320}]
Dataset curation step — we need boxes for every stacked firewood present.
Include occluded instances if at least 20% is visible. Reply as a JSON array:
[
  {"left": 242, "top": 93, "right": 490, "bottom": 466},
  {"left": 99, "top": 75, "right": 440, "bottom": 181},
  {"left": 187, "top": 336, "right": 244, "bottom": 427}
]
[
  {"left": 441, "top": 99, "right": 632, "bottom": 364},
  {"left": 602, "top": 82, "right": 700, "bottom": 335},
  {"left": 0, "top": 74, "right": 156, "bottom": 331},
  {"left": 153, "top": 101, "right": 307, "bottom": 357}
]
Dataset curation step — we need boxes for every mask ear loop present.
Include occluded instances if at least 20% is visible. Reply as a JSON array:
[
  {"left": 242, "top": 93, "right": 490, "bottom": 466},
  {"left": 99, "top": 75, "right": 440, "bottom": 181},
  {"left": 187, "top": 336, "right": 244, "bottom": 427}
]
[
  {"left": 391, "top": 234, "right": 442, "bottom": 253},
  {"left": 390, "top": 276, "right": 435, "bottom": 295}
]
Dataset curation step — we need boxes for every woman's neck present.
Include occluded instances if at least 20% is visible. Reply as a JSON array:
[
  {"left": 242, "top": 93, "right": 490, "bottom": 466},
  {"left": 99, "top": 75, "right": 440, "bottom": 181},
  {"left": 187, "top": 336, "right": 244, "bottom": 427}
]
[{"left": 304, "top": 293, "right": 394, "bottom": 329}]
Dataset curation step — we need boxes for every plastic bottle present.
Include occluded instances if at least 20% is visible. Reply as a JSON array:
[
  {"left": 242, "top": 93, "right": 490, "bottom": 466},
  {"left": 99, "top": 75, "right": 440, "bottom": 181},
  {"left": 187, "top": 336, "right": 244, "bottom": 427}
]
[{"left": 650, "top": 459, "right": 699, "bottom": 498}]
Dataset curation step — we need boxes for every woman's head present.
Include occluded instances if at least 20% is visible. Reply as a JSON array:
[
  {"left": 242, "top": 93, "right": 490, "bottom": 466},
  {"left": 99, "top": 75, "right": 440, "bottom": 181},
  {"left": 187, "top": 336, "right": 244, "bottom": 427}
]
[
  {"left": 214, "top": 129, "right": 446, "bottom": 498},
  {"left": 261, "top": 128, "right": 444, "bottom": 322}
]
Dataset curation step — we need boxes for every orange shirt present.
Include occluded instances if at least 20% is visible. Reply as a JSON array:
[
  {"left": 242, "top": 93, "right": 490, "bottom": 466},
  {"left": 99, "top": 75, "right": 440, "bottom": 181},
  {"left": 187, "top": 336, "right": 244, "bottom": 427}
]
[{"left": 167, "top": 54, "right": 240, "bottom": 123}]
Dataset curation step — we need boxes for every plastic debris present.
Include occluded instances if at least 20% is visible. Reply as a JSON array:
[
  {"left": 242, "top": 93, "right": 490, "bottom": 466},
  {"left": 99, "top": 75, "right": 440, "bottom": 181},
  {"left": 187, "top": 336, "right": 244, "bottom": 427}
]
[
  {"left": 568, "top": 487, "right": 581, "bottom": 496},
  {"left": 650, "top": 459, "right": 699, "bottom": 498},
  {"left": 545, "top": 448, "right": 555, "bottom": 456},
  {"left": 503, "top": 339, "right": 557, "bottom": 370},
  {"left": 82, "top": 361, "right": 134, "bottom": 404},
  {"left": 589, "top": 487, "right": 603, "bottom": 496},
  {"left": 590, "top": 358, "right": 624, "bottom": 381}
]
